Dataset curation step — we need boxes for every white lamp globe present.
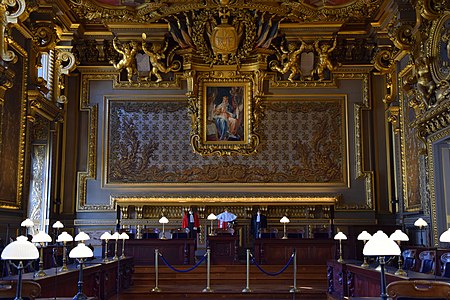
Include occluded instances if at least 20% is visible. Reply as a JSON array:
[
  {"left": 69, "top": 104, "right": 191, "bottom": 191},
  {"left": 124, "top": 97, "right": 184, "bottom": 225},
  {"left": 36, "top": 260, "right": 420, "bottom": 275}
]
[
  {"left": 363, "top": 230, "right": 400, "bottom": 256},
  {"left": 357, "top": 231, "right": 372, "bottom": 241},
  {"left": 1, "top": 236, "right": 39, "bottom": 260},
  {"left": 334, "top": 232, "right": 347, "bottom": 240},
  {"left": 440, "top": 229, "right": 450, "bottom": 243},
  {"left": 390, "top": 229, "right": 409, "bottom": 242}
]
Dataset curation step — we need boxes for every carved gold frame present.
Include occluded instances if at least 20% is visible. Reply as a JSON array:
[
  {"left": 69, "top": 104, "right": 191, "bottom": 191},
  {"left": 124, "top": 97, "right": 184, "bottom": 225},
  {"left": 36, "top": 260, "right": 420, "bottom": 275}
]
[{"left": 190, "top": 71, "right": 262, "bottom": 156}]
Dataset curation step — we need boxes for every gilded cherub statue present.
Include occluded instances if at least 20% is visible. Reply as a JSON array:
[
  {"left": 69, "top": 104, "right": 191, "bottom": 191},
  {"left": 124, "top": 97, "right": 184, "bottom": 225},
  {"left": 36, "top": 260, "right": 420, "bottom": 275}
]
[
  {"left": 314, "top": 38, "right": 337, "bottom": 81},
  {"left": 270, "top": 39, "right": 306, "bottom": 82},
  {"left": 141, "top": 33, "right": 180, "bottom": 83},
  {"left": 110, "top": 36, "right": 139, "bottom": 83},
  {"left": 415, "top": 55, "right": 436, "bottom": 107}
]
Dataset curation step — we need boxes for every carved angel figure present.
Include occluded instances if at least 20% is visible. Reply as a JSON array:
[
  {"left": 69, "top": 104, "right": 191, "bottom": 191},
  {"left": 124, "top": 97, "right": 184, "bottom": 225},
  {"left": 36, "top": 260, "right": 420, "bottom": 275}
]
[
  {"left": 415, "top": 55, "right": 436, "bottom": 107},
  {"left": 314, "top": 38, "right": 337, "bottom": 81},
  {"left": 141, "top": 33, "right": 171, "bottom": 82},
  {"left": 271, "top": 39, "right": 306, "bottom": 82},
  {"left": 110, "top": 37, "right": 139, "bottom": 83}
]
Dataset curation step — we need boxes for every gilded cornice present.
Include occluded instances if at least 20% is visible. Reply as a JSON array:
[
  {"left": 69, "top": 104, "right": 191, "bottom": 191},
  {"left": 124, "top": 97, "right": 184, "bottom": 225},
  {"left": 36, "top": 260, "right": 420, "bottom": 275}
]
[
  {"left": 27, "top": 90, "right": 63, "bottom": 122},
  {"left": 66, "top": 0, "right": 381, "bottom": 25}
]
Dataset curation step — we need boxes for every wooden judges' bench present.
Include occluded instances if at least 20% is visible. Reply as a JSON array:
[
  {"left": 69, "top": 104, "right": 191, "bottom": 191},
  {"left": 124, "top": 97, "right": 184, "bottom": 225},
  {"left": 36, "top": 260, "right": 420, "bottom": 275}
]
[{"left": 109, "top": 238, "right": 195, "bottom": 265}]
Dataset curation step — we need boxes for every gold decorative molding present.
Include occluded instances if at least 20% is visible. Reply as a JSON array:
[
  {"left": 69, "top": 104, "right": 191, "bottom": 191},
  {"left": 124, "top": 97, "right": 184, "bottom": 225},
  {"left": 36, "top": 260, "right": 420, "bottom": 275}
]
[
  {"left": 0, "top": 0, "right": 26, "bottom": 62},
  {"left": 427, "top": 126, "right": 450, "bottom": 246},
  {"left": 0, "top": 38, "right": 27, "bottom": 210}
]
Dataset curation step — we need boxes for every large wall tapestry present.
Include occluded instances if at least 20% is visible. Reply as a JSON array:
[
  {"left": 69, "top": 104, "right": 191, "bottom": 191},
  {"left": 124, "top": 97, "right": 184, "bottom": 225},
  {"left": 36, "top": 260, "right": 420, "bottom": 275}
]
[{"left": 105, "top": 97, "right": 347, "bottom": 186}]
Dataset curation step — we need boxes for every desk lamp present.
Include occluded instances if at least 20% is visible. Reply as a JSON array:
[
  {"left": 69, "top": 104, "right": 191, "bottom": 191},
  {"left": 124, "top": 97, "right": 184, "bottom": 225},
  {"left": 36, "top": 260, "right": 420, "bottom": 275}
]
[
  {"left": 159, "top": 217, "right": 169, "bottom": 240},
  {"left": 57, "top": 231, "right": 73, "bottom": 271},
  {"left": 21, "top": 218, "right": 34, "bottom": 237},
  {"left": 280, "top": 216, "right": 290, "bottom": 239},
  {"left": 111, "top": 232, "right": 120, "bottom": 260},
  {"left": 1, "top": 236, "right": 39, "bottom": 300},
  {"left": 334, "top": 231, "right": 347, "bottom": 263},
  {"left": 357, "top": 230, "right": 372, "bottom": 267},
  {"left": 440, "top": 228, "right": 450, "bottom": 244},
  {"left": 74, "top": 231, "right": 90, "bottom": 244},
  {"left": 119, "top": 232, "right": 129, "bottom": 259},
  {"left": 390, "top": 229, "right": 409, "bottom": 276},
  {"left": 31, "top": 230, "right": 52, "bottom": 277},
  {"left": 414, "top": 217, "right": 428, "bottom": 247},
  {"left": 69, "top": 241, "right": 94, "bottom": 300},
  {"left": 100, "top": 232, "right": 112, "bottom": 262},
  {"left": 52, "top": 221, "right": 64, "bottom": 241},
  {"left": 207, "top": 213, "right": 217, "bottom": 236},
  {"left": 363, "top": 230, "right": 400, "bottom": 300}
]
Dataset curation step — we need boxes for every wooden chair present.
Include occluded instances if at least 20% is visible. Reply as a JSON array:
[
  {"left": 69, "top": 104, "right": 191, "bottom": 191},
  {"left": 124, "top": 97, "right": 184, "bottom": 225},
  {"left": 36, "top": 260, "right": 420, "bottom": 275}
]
[
  {"left": 419, "top": 250, "right": 436, "bottom": 274},
  {"left": 402, "top": 249, "right": 416, "bottom": 271},
  {"left": 440, "top": 252, "right": 450, "bottom": 277},
  {"left": 0, "top": 280, "right": 41, "bottom": 299},
  {"left": 387, "top": 280, "right": 450, "bottom": 300}
]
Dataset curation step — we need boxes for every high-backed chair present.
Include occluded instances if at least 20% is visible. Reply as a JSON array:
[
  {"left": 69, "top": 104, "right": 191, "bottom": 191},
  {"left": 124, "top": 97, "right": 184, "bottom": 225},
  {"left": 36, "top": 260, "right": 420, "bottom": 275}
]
[
  {"left": 402, "top": 249, "right": 416, "bottom": 271},
  {"left": 440, "top": 252, "right": 450, "bottom": 277},
  {"left": 387, "top": 280, "right": 450, "bottom": 300},
  {"left": 0, "top": 280, "right": 41, "bottom": 300},
  {"left": 419, "top": 250, "right": 436, "bottom": 274}
]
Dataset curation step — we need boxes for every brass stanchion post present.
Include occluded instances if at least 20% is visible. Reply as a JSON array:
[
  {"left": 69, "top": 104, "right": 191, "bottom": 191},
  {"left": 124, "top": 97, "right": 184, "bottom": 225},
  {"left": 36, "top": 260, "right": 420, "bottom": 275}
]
[
  {"left": 290, "top": 249, "right": 298, "bottom": 293},
  {"left": 242, "top": 249, "right": 252, "bottom": 292},
  {"left": 152, "top": 249, "right": 161, "bottom": 292},
  {"left": 202, "top": 249, "right": 213, "bottom": 292}
]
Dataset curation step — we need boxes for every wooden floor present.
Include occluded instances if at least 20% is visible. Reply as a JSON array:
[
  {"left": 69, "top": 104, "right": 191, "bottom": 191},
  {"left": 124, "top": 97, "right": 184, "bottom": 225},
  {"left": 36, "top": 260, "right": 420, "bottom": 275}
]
[{"left": 109, "top": 264, "right": 328, "bottom": 300}]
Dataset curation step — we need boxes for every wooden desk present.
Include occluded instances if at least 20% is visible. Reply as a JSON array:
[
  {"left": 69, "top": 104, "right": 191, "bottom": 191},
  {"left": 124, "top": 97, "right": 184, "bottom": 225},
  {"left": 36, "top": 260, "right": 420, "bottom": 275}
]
[
  {"left": 109, "top": 239, "right": 195, "bottom": 265},
  {"left": 327, "top": 259, "right": 449, "bottom": 299},
  {"left": 253, "top": 238, "right": 335, "bottom": 265},
  {"left": 207, "top": 235, "right": 239, "bottom": 264},
  {"left": 4, "top": 257, "right": 133, "bottom": 299}
]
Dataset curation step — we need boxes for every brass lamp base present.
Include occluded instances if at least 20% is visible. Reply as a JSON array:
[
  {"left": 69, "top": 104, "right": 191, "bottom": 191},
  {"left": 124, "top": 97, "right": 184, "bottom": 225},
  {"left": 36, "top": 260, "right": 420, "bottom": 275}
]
[
  {"left": 242, "top": 288, "right": 252, "bottom": 293},
  {"left": 395, "top": 268, "right": 407, "bottom": 276},
  {"left": 34, "top": 269, "right": 46, "bottom": 277},
  {"left": 290, "top": 287, "right": 299, "bottom": 293},
  {"left": 202, "top": 287, "right": 213, "bottom": 293},
  {"left": 152, "top": 287, "right": 162, "bottom": 292}
]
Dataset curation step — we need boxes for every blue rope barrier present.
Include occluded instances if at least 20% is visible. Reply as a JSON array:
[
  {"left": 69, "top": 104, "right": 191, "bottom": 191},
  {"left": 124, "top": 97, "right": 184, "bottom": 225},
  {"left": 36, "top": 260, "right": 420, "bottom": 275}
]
[
  {"left": 251, "top": 252, "right": 295, "bottom": 276},
  {"left": 159, "top": 252, "right": 207, "bottom": 273}
]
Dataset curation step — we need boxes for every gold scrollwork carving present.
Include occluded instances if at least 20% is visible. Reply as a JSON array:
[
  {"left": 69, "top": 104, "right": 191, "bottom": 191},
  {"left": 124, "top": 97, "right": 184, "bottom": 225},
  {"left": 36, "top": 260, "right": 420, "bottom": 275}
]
[
  {"left": 388, "top": 21, "right": 415, "bottom": 51},
  {"left": 0, "top": 0, "right": 26, "bottom": 62}
]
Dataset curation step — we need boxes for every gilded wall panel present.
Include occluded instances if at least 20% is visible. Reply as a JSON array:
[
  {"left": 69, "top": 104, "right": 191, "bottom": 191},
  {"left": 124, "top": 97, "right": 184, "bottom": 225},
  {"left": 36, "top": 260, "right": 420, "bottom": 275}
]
[
  {"left": 399, "top": 66, "right": 423, "bottom": 212},
  {"left": 0, "top": 42, "right": 28, "bottom": 209},
  {"left": 105, "top": 96, "right": 346, "bottom": 186}
]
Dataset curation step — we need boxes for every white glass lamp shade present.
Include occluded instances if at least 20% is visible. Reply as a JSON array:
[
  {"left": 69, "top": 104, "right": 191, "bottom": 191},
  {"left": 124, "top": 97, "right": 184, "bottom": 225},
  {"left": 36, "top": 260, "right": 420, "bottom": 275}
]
[
  {"left": 111, "top": 232, "right": 120, "bottom": 240},
  {"left": 1, "top": 236, "right": 39, "bottom": 260},
  {"left": 280, "top": 216, "right": 290, "bottom": 224},
  {"left": 74, "top": 232, "right": 90, "bottom": 242},
  {"left": 363, "top": 230, "right": 401, "bottom": 256},
  {"left": 414, "top": 218, "right": 428, "bottom": 228},
  {"left": 390, "top": 229, "right": 409, "bottom": 242},
  {"left": 334, "top": 232, "right": 347, "bottom": 240},
  {"left": 440, "top": 229, "right": 450, "bottom": 243},
  {"left": 100, "top": 232, "right": 112, "bottom": 240},
  {"left": 21, "top": 218, "right": 34, "bottom": 228},
  {"left": 159, "top": 216, "right": 169, "bottom": 224},
  {"left": 57, "top": 231, "right": 73, "bottom": 243},
  {"left": 357, "top": 231, "right": 372, "bottom": 241},
  {"left": 69, "top": 243, "right": 93, "bottom": 259},
  {"left": 52, "top": 221, "right": 64, "bottom": 229},
  {"left": 32, "top": 231, "right": 52, "bottom": 243},
  {"left": 119, "top": 232, "right": 130, "bottom": 240},
  {"left": 207, "top": 213, "right": 217, "bottom": 220}
]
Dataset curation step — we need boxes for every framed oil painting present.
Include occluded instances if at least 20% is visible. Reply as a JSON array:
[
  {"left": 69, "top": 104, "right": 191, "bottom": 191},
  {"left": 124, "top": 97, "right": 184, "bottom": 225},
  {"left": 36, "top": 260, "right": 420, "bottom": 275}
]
[
  {"left": 190, "top": 72, "right": 261, "bottom": 156},
  {"left": 205, "top": 85, "right": 247, "bottom": 143}
]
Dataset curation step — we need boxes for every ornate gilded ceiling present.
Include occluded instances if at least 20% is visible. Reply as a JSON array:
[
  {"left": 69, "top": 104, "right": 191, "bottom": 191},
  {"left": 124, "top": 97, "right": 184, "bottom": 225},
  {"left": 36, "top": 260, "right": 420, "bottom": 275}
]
[{"left": 61, "top": 0, "right": 386, "bottom": 37}]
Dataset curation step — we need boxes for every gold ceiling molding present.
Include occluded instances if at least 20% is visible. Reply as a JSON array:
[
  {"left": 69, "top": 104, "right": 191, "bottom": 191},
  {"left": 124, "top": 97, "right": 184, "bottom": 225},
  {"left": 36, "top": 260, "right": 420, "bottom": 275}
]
[{"left": 66, "top": 0, "right": 382, "bottom": 25}]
